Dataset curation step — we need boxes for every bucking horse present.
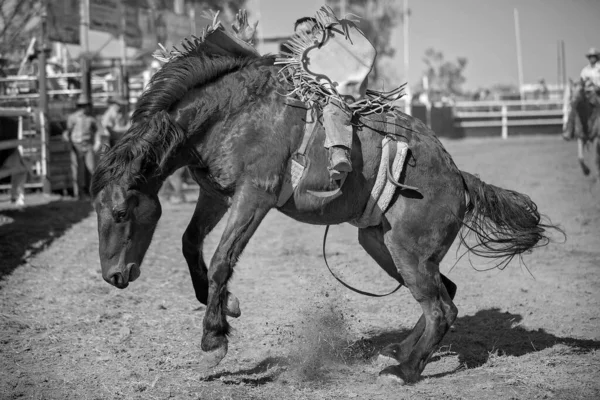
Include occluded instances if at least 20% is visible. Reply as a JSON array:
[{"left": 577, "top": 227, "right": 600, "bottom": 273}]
[{"left": 90, "top": 25, "right": 561, "bottom": 385}]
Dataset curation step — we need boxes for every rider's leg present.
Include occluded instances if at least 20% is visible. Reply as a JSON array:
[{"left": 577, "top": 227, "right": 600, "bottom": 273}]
[{"left": 322, "top": 100, "right": 353, "bottom": 178}]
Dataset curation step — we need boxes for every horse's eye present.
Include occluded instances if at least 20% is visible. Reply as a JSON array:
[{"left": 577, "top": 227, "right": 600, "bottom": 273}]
[{"left": 112, "top": 208, "right": 128, "bottom": 223}]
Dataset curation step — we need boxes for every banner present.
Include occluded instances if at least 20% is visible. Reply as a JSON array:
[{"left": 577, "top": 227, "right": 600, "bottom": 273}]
[
  {"left": 89, "top": 0, "right": 120, "bottom": 36},
  {"left": 124, "top": 6, "right": 143, "bottom": 48},
  {"left": 48, "top": 0, "right": 80, "bottom": 44}
]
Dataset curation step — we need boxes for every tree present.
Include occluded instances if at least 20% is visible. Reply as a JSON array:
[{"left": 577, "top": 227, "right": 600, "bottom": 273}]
[
  {"left": 327, "top": 0, "right": 404, "bottom": 90},
  {"left": 0, "top": 0, "right": 39, "bottom": 61},
  {"left": 419, "top": 47, "right": 467, "bottom": 101}
]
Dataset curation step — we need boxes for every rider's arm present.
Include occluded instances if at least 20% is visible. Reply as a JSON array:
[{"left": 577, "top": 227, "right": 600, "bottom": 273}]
[
  {"left": 581, "top": 65, "right": 591, "bottom": 82},
  {"left": 63, "top": 114, "right": 74, "bottom": 142}
]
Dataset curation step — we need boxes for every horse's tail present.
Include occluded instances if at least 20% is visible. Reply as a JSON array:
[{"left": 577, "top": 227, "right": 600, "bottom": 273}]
[{"left": 459, "top": 171, "right": 563, "bottom": 268}]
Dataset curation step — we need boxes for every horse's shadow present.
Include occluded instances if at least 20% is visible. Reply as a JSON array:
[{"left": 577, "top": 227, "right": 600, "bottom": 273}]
[
  {"left": 201, "top": 356, "right": 288, "bottom": 386},
  {"left": 0, "top": 199, "right": 92, "bottom": 282},
  {"left": 204, "top": 308, "right": 600, "bottom": 384},
  {"left": 352, "top": 308, "right": 600, "bottom": 369}
]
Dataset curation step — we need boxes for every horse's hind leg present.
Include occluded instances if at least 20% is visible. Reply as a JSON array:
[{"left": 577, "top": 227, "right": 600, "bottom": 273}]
[
  {"left": 378, "top": 275, "right": 456, "bottom": 366},
  {"left": 379, "top": 247, "right": 458, "bottom": 384},
  {"left": 182, "top": 188, "right": 241, "bottom": 317},
  {"left": 199, "top": 181, "right": 276, "bottom": 368},
  {"left": 359, "top": 226, "right": 457, "bottom": 366}
]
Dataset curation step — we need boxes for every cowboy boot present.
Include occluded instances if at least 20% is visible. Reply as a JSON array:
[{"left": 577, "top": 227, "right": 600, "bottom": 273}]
[{"left": 329, "top": 146, "right": 352, "bottom": 180}]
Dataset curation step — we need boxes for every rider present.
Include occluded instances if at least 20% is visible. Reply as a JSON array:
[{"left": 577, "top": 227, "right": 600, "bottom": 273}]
[
  {"left": 293, "top": 17, "right": 356, "bottom": 179},
  {"left": 564, "top": 47, "right": 600, "bottom": 140},
  {"left": 233, "top": 11, "right": 372, "bottom": 180},
  {"left": 580, "top": 47, "right": 600, "bottom": 100}
]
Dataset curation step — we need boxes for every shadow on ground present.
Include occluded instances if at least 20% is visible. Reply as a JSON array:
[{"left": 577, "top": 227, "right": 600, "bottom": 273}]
[
  {"left": 211, "top": 308, "right": 600, "bottom": 384},
  {"left": 201, "top": 357, "right": 289, "bottom": 386},
  {"left": 351, "top": 308, "right": 600, "bottom": 368},
  {"left": 0, "top": 199, "right": 92, "bottom": 281}
]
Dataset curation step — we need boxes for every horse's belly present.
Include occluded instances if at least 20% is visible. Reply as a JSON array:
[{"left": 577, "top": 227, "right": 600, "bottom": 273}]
[{"left": 277, "top": 126, "right": 383, "bottom": 224}]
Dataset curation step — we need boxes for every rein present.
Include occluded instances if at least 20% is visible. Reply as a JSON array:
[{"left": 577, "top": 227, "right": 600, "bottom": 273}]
[{"left": 322, "top": 225, "right": 402, "bottom": 297}]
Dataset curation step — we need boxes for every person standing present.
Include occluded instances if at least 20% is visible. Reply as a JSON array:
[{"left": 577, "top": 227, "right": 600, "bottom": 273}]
[
  {"left": 63, "top": 95, "right": 105, "bottom": 199},
  {"left": 101, "top": 97, "right": 129, "bottom": 147},
  {"left": 580, "top": 48, "right": 600, "bottom": 90}
]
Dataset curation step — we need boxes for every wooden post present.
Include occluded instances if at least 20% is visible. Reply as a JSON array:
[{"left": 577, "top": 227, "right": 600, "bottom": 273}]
[
  {"left": 403, "top": 0, "right": 411, "bottom": 116},
  {"left": 39, "top": 0, "right": 51, "bottom": 194},
  {"left": 189, "top": 4, "right": 196, "bottom": 36},
  {"left": 514, "top": 9, "right": 525, "bottom": 109},
  {"left": 17, "top": 116, "right": 24, "bottom": 156},
  {"left": 80, "top": 0, "right": 92, "bottom": 105},
  {"left": 501, "top": 104, "right": 508, "bottom": 139},
  {"left": 120, "top": 1, "right": 129, "bottom": 113}
]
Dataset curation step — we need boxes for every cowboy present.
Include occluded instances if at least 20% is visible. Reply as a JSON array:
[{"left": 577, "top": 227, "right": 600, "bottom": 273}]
[
  {"left": 233, "top": 11, "right": 374, "bottom": 179},
  {"left": 580, "top": 47, "right": 600, "bottom": 96},
  {"left": 101, "top": 96, "right": 129, "bottom": 147},
  {"left": 563, "top": 48, "right": 600, "bottom": 140},
  {"left": 64, "top": 95, "right": 105, "bottom": 198},
  {"left": 292, "top": 17, "right": 358, "bottom": 179}
]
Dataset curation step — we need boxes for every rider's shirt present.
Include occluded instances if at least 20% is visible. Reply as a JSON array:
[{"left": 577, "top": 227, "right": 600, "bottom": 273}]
[{"left": 580, "top": 63, "right": 600, "bottom": 87}]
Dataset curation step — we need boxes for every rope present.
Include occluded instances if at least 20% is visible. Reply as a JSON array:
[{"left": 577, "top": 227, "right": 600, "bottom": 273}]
[{"left": 322, "top": 225, "right": 402, "bottom": 297}]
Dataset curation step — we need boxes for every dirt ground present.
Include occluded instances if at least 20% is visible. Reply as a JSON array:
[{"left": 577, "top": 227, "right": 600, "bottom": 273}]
[{"left": 1, "top": 135, "right": 599, "bottom": 400}]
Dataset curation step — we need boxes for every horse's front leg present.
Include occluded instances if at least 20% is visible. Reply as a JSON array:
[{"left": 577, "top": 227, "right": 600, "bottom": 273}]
[
  {"left": 199, "top": 181, "right": 276, "bottom": 368},
  {"left": 182, "top": 188, "right": 241, "bottom": 317},
  {"left": 578, "top": 138, "right": 591, "bottom": 176},
  {"left": 594, "top": 136, "right": 600, "bottom": 180}
]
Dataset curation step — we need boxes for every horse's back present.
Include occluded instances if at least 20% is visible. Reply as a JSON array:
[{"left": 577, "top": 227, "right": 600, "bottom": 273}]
[{"left": 279, "top": 107, "right": 465, "bottom": 225}]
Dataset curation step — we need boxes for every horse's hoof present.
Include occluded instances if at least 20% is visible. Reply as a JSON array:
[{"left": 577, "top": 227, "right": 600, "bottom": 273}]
[
  {"left": 226, "top": 293, "right": 241, "bottom": 318},
  {"left": 377, "top": 371, "right": 406, "bottom": 386},
  {"left": 582, "top": 166, "right": 591, "bottom": 176},
  {"left": 377, "top": 365, "right": 415, "bottom": 386},
  {"left": 197, "top": 344, "right": 228, "bottom": 371},
  {"left": 374, "top": 354, "right": 397, "bottom": 367}
]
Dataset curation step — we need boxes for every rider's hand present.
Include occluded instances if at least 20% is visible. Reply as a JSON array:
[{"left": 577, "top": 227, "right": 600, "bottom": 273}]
[{"left": 232, "top": 9, "right": 258, "bottom": 43}]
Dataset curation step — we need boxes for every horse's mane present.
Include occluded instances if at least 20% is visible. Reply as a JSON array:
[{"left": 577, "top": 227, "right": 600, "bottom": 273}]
[{"left": 91, "top": 41, "right": 277, "bottom": 197}]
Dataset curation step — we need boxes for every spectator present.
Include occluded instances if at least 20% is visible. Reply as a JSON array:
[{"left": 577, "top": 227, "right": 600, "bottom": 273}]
[
  {"left": 101, "top": 97, "right": 129, "bottom": 147},
  {"left": 539, "top": 78, "right": 549, "bottom": 99},
  {"left": 63, "top": 95, "right": 105, "bottom": 199},
  {"left": 0, "top": 149, "right": 28, "bottom": 207}
]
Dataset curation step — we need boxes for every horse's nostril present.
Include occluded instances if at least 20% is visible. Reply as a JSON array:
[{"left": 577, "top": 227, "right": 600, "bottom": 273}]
[{"left": 110, "top": 273, "right": 122, "bottom": 287}]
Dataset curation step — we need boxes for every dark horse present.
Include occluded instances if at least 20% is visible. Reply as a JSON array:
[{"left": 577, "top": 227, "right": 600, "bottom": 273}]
[
  {"left": 563, "top": 78, "right": 600, "bottom": 178},
  {"left": 91, "top": 44, "right": 559, "bottom": 385}
]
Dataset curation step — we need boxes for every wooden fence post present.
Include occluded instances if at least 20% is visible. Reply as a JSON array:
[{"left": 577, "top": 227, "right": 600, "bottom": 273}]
[{"left": 501, "top": 104, "right": 508, "bottom": 139}]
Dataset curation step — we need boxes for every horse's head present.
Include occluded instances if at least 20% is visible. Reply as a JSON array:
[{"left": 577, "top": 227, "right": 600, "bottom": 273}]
[
  {"left": 93, "top": 183, "right": 162, "bottom": 289},
  {"left": 566, "top": 78, "right": 586, "bottom": 102}
]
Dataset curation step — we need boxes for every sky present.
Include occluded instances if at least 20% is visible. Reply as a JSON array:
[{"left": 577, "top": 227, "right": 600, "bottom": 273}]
[{"left": 249, "top": 0, "right": 600, "bottom": 91}]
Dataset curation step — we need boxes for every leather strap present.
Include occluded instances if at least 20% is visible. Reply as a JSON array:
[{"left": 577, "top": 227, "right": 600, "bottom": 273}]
[
  {"left": 298, "top": 107, "right": 318, "bottom": 156},
  {"left": 322, "top": 225, "right": 403, "bottom": 297}
]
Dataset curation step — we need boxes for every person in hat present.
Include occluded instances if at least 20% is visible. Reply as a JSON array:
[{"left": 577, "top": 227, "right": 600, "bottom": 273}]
[
  {"left": 288, "top": 15, "right": 375, "bottom": 179},
  {"left": 563, "top": 48, "right": 600, "bottom": 140},
  {"left": 63, "top": 95, "right": 105, "bottom": 199},
  {"left": 233, "top": 10, "right": 373, "bottom": 180},
  {"left": 580, "top": 47, "right": 600, "bottom": 94},
  {"left": 101, "top": 96, "right": 129, "bottom": 147}
]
